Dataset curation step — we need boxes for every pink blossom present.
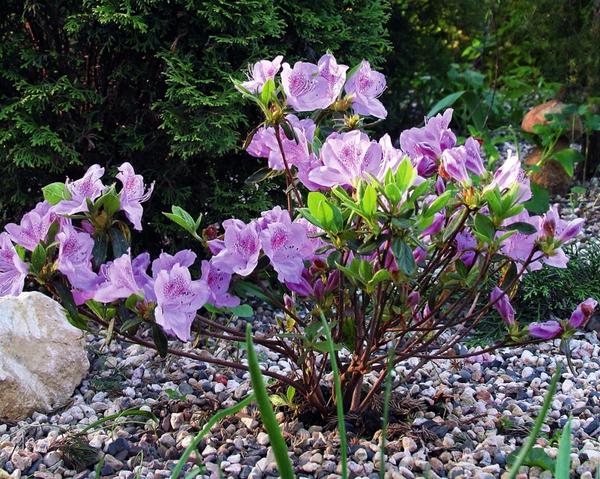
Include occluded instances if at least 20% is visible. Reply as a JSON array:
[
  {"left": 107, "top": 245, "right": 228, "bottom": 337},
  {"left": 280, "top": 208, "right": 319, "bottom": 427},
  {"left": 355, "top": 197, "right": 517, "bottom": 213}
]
[
  {"left": 247, "top": 115, "right": 316, "bottom": 172},
  {"left": 344, "top": 60, "right": 387, "bottom": 119},
  {"left": 0, "top": 233, "right": 28, "bottom": 296},
  {"left": 94, "top": 253, "right": 142, "bottom": 303},
  {"left": 56, "top": 223, "right": 98, "bottom": 291},
  {"left": 309, "top": 130, "right": 383, "bottom": 188},
  {"left": 154, "top": 264, "right": 209, "bottom": 341},
  {"left": 241, "top": 55, "right": 283, "bottom": 93},
  {"left": 490, "top": 287, "right": 515, "bottom": 325},
  {"left": 400, "top": 109, "right": 456, "bottom": 175},
  {"left": 5, "top": 201, "right": 56, "bottom": 251},
  {"left": 201, "top": 260, "right": 240, "bottom": 308},
  {"left": 529, "top": 320, "right": 563, "bottom": 340},
  {"left": 116, "top": 162, "right": 154, "bottom": 231},
  {"left": 152, "top": 250, "right": 196, "bottom": 277},
  {"left": 281, "top": 53, "right": 348, "bottom": 111},
  {"left": 568, "top": 298, "right": 597, "bottom": 329},
  {"left": 210, "top": 219, "right": 261, "bottom": 276},
  {"left": 54, "top": 164, "right": 105, "bottom": 215},
  {"left": 260, "top": 217, "right": 316, "bottom": 284}
]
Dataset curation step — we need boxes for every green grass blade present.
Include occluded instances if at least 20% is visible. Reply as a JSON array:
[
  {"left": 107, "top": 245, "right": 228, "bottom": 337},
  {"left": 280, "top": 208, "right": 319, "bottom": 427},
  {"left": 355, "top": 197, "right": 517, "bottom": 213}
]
[
  {"left": 555, "top": 417, "right": 572, "bottom": 479},
  {"left": 508, "top": 363, "right": 562, "bottom": 479},
  {"left": 319, "top": 311, "right": 348, "bottom": 479},
  {"left": 245, "top": 323, "right": 295, "bottom": 479},
  {"left": 379, "top": 345, "right": 396, "bottom": 479},
  {"left": 78, "top": 407, "right": 157, "bottom": 435},
  {"left": 170, "top": 393, "right": 255, "bottom": 479}
]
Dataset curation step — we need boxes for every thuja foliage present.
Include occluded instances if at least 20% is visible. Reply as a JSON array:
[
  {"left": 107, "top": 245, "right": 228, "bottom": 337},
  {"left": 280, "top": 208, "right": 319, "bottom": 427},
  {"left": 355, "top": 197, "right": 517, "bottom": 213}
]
[
  {"left": 0, "top": 0, "right": 391, "bottom": 252},
  {"left": 1, "top": 53, "right": 597, "bottom": 418}
]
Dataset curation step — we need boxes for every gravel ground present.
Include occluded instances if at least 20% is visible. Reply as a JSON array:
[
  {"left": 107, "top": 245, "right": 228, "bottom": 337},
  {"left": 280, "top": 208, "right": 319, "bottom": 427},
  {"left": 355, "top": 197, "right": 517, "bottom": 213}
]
[
  {"left": 2, "top": 159, "right": 600, "bottom": 479},
  {"left": 1, "top": 327, "right": 599, "bottom": 479}
]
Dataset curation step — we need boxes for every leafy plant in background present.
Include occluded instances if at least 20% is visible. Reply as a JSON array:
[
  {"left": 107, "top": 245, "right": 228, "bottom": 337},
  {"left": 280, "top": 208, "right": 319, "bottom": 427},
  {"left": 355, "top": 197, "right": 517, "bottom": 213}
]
[
  {"left": 524, "top": 104, "right": 600, "bottom": 180},
  {"left": 0, "top": 54, "right": 596, "bottom": 425},
  {"left": 0, "top": 0, "right": 391, "bottom": 254}
]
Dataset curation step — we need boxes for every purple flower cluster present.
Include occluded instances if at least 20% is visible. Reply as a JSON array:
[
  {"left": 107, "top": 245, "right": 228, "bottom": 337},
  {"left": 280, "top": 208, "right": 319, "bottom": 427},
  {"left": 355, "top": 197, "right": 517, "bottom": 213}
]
[
  {"left": 209, "top": 206, "right": 322, "bottom": 285},
  {"left": 529, "top": 298, "right": 597, "bottom": 339}
]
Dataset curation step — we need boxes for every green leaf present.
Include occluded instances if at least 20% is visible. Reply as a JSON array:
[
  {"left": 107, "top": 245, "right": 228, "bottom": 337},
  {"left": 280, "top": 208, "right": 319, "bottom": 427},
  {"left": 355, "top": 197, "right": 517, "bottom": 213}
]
[
  {"left": 95, "top": 188, "right": 121, "bottom": 217},
  {"left": 54, "top": 281, "right": 89, "bottom": 331},
  {"left": 92, "top": 235, "right": 108, "bottom": 269},
  {"left": 484, "top": 187, "right": 503, "bottom": 215},
  {"left": 319, "top": 313, "right": 348, "bottom": 479},
  {"left": 507, "top": 364, "right": 562, "bottom": 479},
  {"left": 171, "top": 394, "right": 256, "bottom": 479},
  {"left": 42, "top": 182, "right": 71, "bottom": 205},
  {"left": 245, "top": 167, "right": 278, "bottom": 184},
  {"left": 286, "top": 386, "right": 295, "bottom": 404},
  {"left": 555, "top": 418, "right": 572, "bottom": 479},
  {"left": 361, "top": 184, "right": 378, "bottom": 217},
  {"left": 424, "top": 190, "right": 451, "bottom": 216},
  {"left": 245, "top": 324, "right": 295, "bottom": 479},
  {"left": 110, "top": 226, "right": 130, "bottom": 258},
  {"left": 395, "top": 158, "right": 417, "bottom": 192},
  {"left": 31, "top": 244, "right": 47, "bottom": 273},
  {"left": 552, "top": 148, "right": 583, "bottom": 177},
  {"left": 427, "top": 91, "right": 465, "bottom": 117},
  {"left": 125, "top": 293, "right": 144, "bottom": 311},
  {"left": 384, "top": 183, "right": 401, "bottom": 205},
  {"left": 230, "top": 304, "right": 254, "bottom": 318},
  {"left": 392, "top": 239, "right": 416, "bottom": 276},
  {"left": 524, "top": 183, "right": 550, "bottom": 215},
  {"left": 504, "top": 221, "right": 538, "bottom": 235},
  {"left": 232, "top": 281, "right": 274, "bottom": 305},
  {"left": 260, "top": 78, "right": 275, "bottom": 106},
  {"left": 152, "top": 324, "right": 169, "bottom": 358},
  {"left": 474, "top": 214, "right": 495, "bottom": 241},
  {"left": 163, "top": 205, "right": 198, "bottom": 235},
  {"left": 269, "top": 395, "right": 288, "bottom": 407}
]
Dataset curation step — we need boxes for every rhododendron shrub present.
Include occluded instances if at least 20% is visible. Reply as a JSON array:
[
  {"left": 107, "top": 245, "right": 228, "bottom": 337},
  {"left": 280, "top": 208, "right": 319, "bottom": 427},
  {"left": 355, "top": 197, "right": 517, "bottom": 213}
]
[{"left": 1, "top": 54, "right": 595, "bottom": 417}]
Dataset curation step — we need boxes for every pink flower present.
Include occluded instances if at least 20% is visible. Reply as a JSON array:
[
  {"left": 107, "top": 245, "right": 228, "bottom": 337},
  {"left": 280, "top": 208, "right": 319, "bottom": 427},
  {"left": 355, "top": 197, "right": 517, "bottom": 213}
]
[
  {"left": 499, "top": 210, "right": 541, "bottom": 271},
  {"left": 529, "top": 320, "right": 563, "bottom": 340},
  {"left": 441, "top": 147, "right": 470, "bottom": 185},
  {"left": 54, "top": 164, "right": 105, "bottom": 215},
  {"left": 260, "top": 216, "right": 316, "bottom": 284},
  {"left": 377, "top": 134, "right": 403, "bottom": 180},
  {"left": 281, "top": 53, "right": 348, "bottom": 111},
  {"left": 247, "top": 115, "right": 316, "bottom": 173},
  {"left": 568, "top": 298, "right": 597, "bottom": 329},
  {"left": 241, "top": 55, "right": 283, "bottom": 93},
  {"left": 400, "top": 109, "right": 456, "bottom": 176},
  {"left": 309, "top": 130, "right": 383, "bottom": 188},
  {"left": 464, "top": 137, "right": 486, "bottom": 176},
  {"left": 421, "top": 212, "right": 445, "bottom": 237},
  {"left": 489, "top": 151, "right": 531, "bottom": 202},
  {"left": 210, "top": 219, "right": 261, "bottom": 276},
  {"left": 0, "top": 233, "right": 28, "bottom": 296},
  {"left": 154, "top": 264, "right": 209, "bottom": 341},
  {"left": 344, "top": 60, "right": 387, "bottom": 119},
  {"left": 152, "top": 250, "right": 196, "bottom": 277},
  {"left": 5, "top": 201, "right": 56, "bottom": 251},
  {"left": 490, "top": 287, "right": 515, "bottom": 325},
  {"left": 56, "top": 223, "right": 98, "bottom": 291},
  {"left": 94, "top": 253, "right": 143, "bottom": 303},
  {"left": 116, "top": 162, "right": 154, "bottom": 231},
  {"left": 201, "top": 260, "right": 240, "bottom": 308}
]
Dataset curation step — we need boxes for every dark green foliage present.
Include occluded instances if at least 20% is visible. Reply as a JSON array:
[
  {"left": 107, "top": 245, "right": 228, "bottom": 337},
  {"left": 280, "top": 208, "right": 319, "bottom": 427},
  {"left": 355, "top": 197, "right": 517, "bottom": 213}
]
[
  {"left": 1, "top": 0, "right": 598, "bottom": 254},
  {"left": 0, "top": 0, "right": 391, "bottom": 253},
  {"left": 517, "top": 241, "right": 600, "bottom": 323},
  {"left": 468, "top": 241, "right": 600, "bottom": 346}
]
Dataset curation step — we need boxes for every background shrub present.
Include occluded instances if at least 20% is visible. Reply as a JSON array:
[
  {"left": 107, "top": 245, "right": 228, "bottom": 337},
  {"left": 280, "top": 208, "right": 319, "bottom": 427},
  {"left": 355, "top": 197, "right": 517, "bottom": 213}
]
[{"left": 0, "top": 0, "right": 598, "bottom": 254}]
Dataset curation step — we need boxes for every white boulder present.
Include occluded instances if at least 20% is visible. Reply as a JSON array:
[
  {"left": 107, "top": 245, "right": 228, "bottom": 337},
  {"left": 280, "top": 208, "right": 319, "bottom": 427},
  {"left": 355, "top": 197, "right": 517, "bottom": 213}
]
[{"left": 0, "top": 292, "right": 89, "bottom": 420}]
